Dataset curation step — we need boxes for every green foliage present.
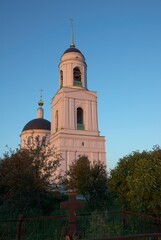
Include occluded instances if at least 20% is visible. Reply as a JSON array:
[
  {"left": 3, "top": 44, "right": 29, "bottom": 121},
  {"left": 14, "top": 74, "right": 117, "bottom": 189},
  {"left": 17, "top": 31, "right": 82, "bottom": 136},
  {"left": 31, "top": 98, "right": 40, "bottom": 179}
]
[
  {"left": 109, "top": 145, "right": 161, "bottom": 216},
  {"left": 62, "top": 155, "right": 110, "bottom": 210},
  {"left": 86, "top": 212, "right": 121, "bottom": 238},
  {"left": 0, "top": 136, "right": 63, "bottom": 215}
]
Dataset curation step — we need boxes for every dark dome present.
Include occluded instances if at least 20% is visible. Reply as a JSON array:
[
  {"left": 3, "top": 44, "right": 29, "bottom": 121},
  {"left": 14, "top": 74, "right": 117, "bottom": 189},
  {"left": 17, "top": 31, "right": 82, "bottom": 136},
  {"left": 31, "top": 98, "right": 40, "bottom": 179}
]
[
  {"left": 63, "top": 47, "right": 84, "bottom": 56},
  {"left": 22, "top": 118, "right": 51, "bottom": 132}
]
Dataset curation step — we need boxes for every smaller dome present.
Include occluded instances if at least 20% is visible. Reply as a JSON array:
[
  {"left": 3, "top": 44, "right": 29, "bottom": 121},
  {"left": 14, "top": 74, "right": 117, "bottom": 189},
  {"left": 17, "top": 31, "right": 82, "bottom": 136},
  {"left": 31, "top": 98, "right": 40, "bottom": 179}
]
[
  {"left": 61, "top": 46, "right": 86, "bottom": 63},
  {"left": 22, "top": 118, "right": 51, "bottom": 132},
  {"left": 63, "top": 47, "right": 83, "bottom": 55}
]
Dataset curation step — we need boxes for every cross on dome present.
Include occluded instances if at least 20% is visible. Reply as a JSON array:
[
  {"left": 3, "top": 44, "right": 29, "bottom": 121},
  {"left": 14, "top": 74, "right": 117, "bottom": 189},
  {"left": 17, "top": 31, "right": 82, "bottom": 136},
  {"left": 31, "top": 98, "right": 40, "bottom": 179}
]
[{"left": 38, "top": 89, "right": 44, "bottom": 107}]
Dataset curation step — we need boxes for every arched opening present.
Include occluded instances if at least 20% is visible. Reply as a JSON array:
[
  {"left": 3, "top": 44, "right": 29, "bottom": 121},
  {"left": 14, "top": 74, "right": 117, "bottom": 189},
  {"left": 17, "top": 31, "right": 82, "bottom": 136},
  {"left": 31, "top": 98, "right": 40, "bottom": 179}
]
[
  {"left": 27, "top": 136, "right": 32, "bottom": 146},
  {"left": 77, "top": 107, "right": 84, "bottom": 130},
  {"left": 55, "top": 110, "right": 58, "bottom": 132},
  {"left": 73, "top": 67, "right": 82, "bottom": 86},
  {"left": 60, "top": 70, "right": 63, "bottom": 88}
]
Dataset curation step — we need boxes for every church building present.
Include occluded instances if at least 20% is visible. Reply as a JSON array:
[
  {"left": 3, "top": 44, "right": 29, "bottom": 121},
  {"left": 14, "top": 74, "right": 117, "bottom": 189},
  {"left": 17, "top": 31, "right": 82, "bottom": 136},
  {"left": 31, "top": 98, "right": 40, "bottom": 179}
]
[{"left": 20, "top": 35, "right": 106, "bottom": 173}]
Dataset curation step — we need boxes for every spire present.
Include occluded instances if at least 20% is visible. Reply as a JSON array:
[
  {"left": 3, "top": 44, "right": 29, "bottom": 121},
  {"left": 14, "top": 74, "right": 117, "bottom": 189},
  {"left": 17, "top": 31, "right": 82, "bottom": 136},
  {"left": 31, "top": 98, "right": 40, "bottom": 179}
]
[
  {"left": 70, "top": 18, "right": 75, "bottom": 48},
  {"left": 38, "top": 89, "right": 44, "bottom": 107},
  {"left": 37, "top": 89, "right": 44, "bottom": 118}
]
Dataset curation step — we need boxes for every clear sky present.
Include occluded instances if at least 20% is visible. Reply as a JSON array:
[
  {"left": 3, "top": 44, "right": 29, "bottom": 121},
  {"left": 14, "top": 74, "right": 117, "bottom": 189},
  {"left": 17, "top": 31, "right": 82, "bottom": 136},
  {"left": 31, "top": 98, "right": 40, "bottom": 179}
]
[{"left": 0, "top": 0, "right": 161, "bottom": 170}]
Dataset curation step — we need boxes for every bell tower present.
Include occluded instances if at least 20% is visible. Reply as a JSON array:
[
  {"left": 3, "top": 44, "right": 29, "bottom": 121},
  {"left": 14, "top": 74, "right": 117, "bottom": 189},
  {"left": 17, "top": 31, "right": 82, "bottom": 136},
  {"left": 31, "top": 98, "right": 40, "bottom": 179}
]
[
  {"left": 50, "top": 32, "right": 106, "bottom": 173},
  {"left": 59, "top": 47, "right": 87, "bottom": 89}
]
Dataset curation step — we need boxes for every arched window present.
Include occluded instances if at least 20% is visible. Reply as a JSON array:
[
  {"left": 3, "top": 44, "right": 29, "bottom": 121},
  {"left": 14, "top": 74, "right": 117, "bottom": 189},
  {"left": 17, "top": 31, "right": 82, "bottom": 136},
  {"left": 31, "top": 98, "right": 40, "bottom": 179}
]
[
  {"left": 60, "top": 70, "right": 63, "bottom": 88},
  {"left": 77, "top": 107, "right": 83, "bottom": 124},
  {"left": 42, "top": 136, "right": 46, "bottom": 145},
  {"left": 55, "top": 110, "right": 58, "bottom": 132},
  {"left": 73, "top": 67, "right": 82, "bottom": 86},
  {"left": 77, "top": 107, "right": 84, "bottom": 130},
  {"left": 27, "top": 136, "right": 32, "bottom": 146}
]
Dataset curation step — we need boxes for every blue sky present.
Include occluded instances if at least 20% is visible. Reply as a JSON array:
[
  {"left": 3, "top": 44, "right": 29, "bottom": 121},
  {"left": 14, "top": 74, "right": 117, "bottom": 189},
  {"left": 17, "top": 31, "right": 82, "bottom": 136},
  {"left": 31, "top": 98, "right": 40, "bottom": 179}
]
[{"left": 0, "top": 0, "right": 161, "bottom": 170}]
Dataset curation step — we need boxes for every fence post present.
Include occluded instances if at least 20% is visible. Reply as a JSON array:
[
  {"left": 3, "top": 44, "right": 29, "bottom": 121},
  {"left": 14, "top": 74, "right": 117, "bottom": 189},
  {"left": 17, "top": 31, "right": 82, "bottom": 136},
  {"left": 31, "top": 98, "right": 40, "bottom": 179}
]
[
  {"left": 16, "top": 214, "right": 23, "bottom": 240},
  {"left": 120, "top": 209, "right": 126, "bottom": 231}
]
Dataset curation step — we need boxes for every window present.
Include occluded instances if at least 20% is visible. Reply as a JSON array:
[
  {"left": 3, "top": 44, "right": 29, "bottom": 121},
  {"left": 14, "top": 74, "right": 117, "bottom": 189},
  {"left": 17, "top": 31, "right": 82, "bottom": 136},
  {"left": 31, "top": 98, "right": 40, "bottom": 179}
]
[
  {"left": 27, "top": 136, "right": 32, "bottom": 145},
  {"left": 77, "top": 107, "right": 83, "bottom": 124},
  {"left": 77, "top": 107, "right": 84, "bottom": 130},
  {"left": 55, "top": 110, "right": 58, "bottom": 132},
  {"left": 60, "top": 70, "right": 63, "bottom": 88},
  {"left": 73, "top": 67, "right": 82, "bottom": 86},
  {"left": 42, "top": 136, "right": 46, "bottom": 145}
]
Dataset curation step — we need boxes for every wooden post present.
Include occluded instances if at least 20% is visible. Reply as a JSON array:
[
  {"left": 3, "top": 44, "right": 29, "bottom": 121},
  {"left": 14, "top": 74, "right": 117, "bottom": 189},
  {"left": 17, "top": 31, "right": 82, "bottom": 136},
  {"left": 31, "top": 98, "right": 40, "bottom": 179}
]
[
  {"left": 60, "top": 193, "right": 84, "bottom": 237},
  {"left": 120, "top": 209, "right": 126, "bottom": 231},
  {"left": 16, "top": 214, "right": 23, "bottom": 240}
]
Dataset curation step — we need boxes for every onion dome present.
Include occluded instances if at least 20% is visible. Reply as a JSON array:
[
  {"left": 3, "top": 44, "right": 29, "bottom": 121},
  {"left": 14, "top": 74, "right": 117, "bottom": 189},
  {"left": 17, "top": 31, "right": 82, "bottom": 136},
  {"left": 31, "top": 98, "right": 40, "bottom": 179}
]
[{"left": 22, "top": 118, "right": 51, "bottom": 132}]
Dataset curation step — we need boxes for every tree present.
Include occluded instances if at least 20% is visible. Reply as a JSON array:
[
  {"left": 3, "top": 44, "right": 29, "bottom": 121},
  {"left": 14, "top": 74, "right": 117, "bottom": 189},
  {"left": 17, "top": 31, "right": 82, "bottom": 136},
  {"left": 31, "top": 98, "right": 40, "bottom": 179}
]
[
  {"left": 0, "top": 136, "right": 62, "bottom": 214},
  {"left": 62, "top": 155, "right": 109, "bottom": 209},
  {"left": 109, "top": 146, "right": 161, "bottom": 216}
]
